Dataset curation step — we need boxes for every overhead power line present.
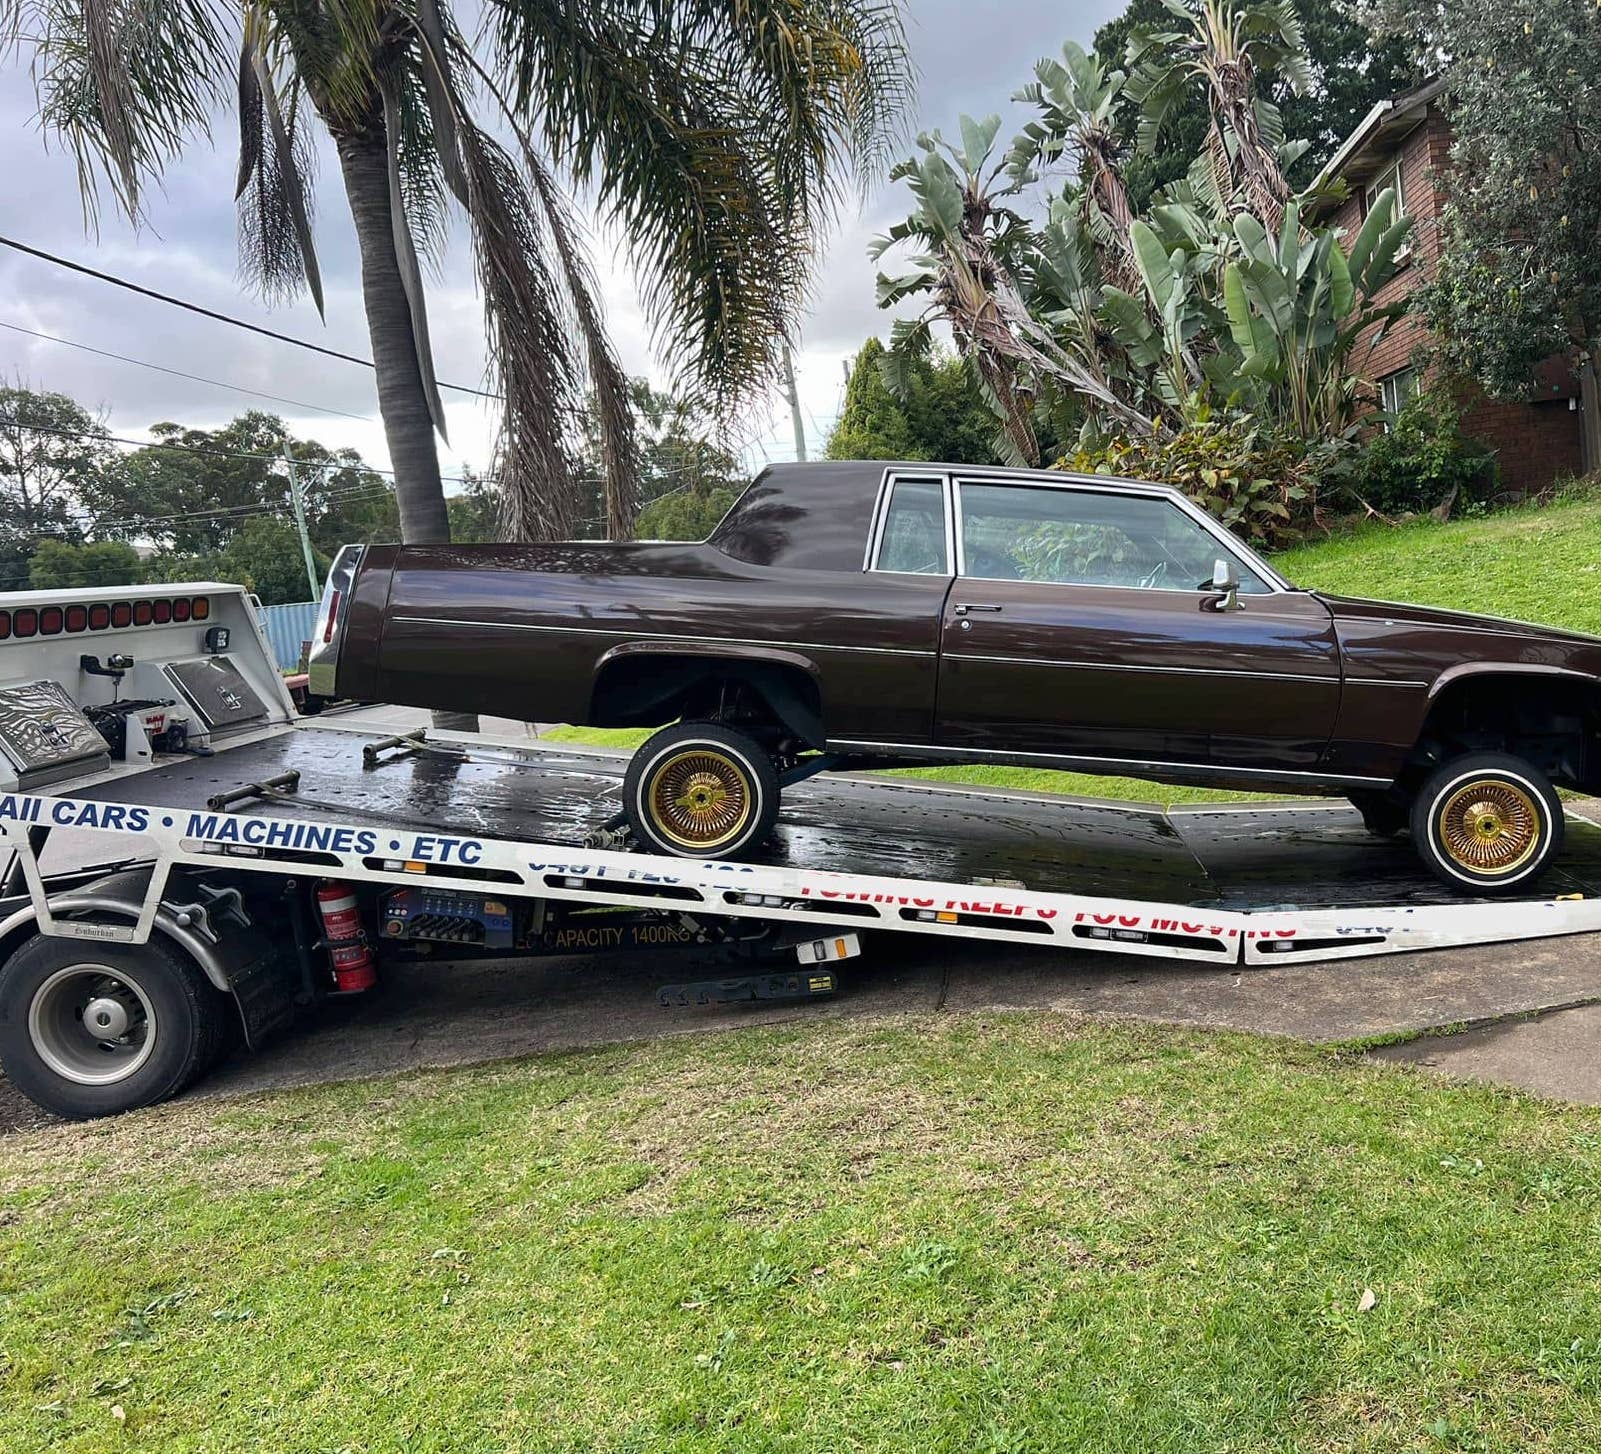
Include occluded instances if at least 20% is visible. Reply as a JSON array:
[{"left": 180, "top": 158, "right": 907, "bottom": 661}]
[
  {"left": 1, "top": 320, "right": 376, "bottom": 423},
  {"left": 0, "top": 234, "right": 502, "bottom": 401},
  {"left": 12, "top": 418, "right": 495, "bottom": 487}
]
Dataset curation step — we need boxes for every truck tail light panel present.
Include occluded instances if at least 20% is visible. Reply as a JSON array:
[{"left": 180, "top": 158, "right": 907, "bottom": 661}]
[{"left": 0, "top": 595, "right": 216, "bottom": 641}]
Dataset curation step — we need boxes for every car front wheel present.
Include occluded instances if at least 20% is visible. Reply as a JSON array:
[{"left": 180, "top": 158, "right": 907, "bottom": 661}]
[
  {"left": 1410, "top": 753, "right": 1564, "bottom": 894},
  {"left": 624, "top": 722, "right": 781, "bottom": 860}
]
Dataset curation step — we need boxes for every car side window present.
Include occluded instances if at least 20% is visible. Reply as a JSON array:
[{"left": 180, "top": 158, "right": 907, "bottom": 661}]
[
  {"left": 874, "top": 478, "right": 949, "bottom": 575},
  {"left": 957, "top": 482, "right": 1271, "bottom": 594}
]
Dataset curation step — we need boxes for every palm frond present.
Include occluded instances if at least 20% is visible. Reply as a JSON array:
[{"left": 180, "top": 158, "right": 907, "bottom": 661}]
[
  {"left": 483, "top": 0, "right": 912, "bottom": 414},
  {"left": 236, "top": 32, "right": 324, "bottom": 314},
  {"left": 10, "top": 0, "right": 230, "bottom": 226}
]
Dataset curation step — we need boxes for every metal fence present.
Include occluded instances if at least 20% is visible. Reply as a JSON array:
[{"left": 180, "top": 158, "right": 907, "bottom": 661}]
[{"left": 258, "top": 599, "right": 319, "bottom": 672}]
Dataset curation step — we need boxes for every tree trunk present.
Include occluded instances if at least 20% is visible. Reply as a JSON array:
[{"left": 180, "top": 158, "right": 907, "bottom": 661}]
[{"left": 333, "top": 121, "right": 477, "bottom": 733}]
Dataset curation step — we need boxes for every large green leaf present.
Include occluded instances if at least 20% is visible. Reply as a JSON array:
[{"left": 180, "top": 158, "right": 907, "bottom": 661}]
[
  {"left": 1347, "top": 187, "right": 1396, "bottom": 285},
  {"left": 1130, "top": 219, "right": 1179, "bottom": 312},
  {"left": 957, "top": 114, "right": 1003, "bottom": 176},
  {"left": 1223, "top": 262, "right": 1281, "bottom": 375},
  {"left": 1328, "top": 241, "right": 1354, "bottom": 320},
  {"left": 1233, "top": 212, "right": 1274, "bottom": 267}
]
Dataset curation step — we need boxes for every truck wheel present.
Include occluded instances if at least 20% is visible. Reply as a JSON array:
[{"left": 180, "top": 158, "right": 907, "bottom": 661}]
[
  {"left": 1410, "top": 753, "right": 1564, "bottom": 894},
  {"left": 1348, "top": 789, "right": 1409, "bottom": 838},
  {"left": 624, "top": 722, "right": 781, "bottom": 860},
  {"left": 0, "top": 935, "right": 232, "bottom": 1120}
]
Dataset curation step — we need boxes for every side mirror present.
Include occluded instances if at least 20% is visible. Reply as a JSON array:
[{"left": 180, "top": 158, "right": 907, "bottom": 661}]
[{"left": 1204, "top": 557, "right": 1245, "bottom": 612}]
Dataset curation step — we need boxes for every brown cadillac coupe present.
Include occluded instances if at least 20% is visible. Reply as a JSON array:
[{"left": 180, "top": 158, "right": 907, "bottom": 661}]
[{"left": 309, "top": 462, "right": 1601, "bottom": 893}]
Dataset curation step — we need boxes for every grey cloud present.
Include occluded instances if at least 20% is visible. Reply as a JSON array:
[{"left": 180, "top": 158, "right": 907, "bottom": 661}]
[{"left": 1, "top": 0, "right": 1124, "bottom": 467}]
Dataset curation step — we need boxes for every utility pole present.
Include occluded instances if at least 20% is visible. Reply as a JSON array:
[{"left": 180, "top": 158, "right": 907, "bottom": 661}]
[
  {"left": 782, "top": 344, "right": 808, "bottom": 462},
  {"left": 282, "top": 443, "right": 321, "bottom": 602}
]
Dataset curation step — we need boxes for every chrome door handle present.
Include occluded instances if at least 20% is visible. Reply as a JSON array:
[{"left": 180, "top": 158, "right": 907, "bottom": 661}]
[{"left": 953, "top": 603, "right": 1003, "bottom": 615}]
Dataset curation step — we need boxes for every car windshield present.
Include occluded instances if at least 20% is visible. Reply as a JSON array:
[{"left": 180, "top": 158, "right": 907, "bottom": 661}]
[{"left": 957, "top": 482, "right": 1272, "bottom": 593}]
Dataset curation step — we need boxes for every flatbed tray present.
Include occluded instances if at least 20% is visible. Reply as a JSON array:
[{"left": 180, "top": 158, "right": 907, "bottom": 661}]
[{"left": 66, "top": 724, "right": 1601, "bottom": 911}]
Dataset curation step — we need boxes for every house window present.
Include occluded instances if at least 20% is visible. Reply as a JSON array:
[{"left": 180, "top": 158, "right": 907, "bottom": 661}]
[
  {"left": 1365, "top": 158, "right": 1405, "bottom": 219},
  {"left": 1379, "top": 367, "right": 1420, "bottom": 424}
]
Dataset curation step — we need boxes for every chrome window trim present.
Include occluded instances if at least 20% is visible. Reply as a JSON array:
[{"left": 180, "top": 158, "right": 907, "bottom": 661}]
[
  {"left": 864, "top": 469, "right": 955, "bottom": 577},
  {"left": 388, "top": 615, "right": 937, "bottom": 659},
  {"left": 950, "top": 472, "right": 1291, "bottom": 595}
]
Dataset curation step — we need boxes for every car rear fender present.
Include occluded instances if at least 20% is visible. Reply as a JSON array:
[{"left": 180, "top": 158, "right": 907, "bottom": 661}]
[{"left": 590, "top": 641, "right": 825, "bottom": 747}]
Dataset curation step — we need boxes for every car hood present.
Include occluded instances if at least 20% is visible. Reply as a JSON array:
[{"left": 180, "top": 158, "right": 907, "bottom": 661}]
[{"left": 1313, "top": 592, "right": 1601, "bottom": 649}]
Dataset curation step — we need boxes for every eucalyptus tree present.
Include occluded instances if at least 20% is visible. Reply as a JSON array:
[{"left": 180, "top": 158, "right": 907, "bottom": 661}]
[{"left": 4, "top": 0, "right": 911, "bottom": 545}]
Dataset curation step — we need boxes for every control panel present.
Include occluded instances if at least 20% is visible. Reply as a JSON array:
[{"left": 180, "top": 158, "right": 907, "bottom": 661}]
[{"left": 379, "top": 887, "right": 532, "bottom": 948}]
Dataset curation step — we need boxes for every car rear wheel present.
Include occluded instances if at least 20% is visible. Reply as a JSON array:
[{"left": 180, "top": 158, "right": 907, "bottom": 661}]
[
  {"left": 0, "top": 934, "right": 233, "bottom": 1119},
  {"left": 624, "top": 722, "right": 781, "bottom": 860},
  {"left": 1410, "top": 753, "right": 1563, "bottom": 894}
]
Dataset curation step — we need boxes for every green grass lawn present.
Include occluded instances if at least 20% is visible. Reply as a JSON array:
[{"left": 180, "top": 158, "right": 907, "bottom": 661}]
[
  {"left": 3, "top": 1014, "right": 1600, "bottom": 1452},
  {"left": 1277, "top": 493, "right": 1601, "bottom": 634}
]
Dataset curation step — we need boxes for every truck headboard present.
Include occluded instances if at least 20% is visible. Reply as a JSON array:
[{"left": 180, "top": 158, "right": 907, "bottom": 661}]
[{"left": 0, "top": 583, "right": 297, "bottom": 790}]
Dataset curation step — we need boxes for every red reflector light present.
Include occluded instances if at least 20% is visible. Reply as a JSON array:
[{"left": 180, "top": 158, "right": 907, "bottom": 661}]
[
  {"left": 65, "top": 605, "right": 88, "bottom": 632},
  {"left": 14, "top": 609, "right": 37, "bottom": 637},
  {"left": 191, "top": 596, "right": 209, "bottom": 620},
  {"left": 173, "top": 598, "right": 192, "bottom": 623},
  {"left": 0, "top": 610, "right": 9, "bottom": 639},
  {"left": 111, "top": 602, "right": 132, "bottom": 627},
  {"left": 152, "top": 600, "right": 172, "bottom": 624},
  {"left": 323, "top": 590, "right": 342, "bottom": 643},
  {"left": 39, "top": 607, "right": 63, "bottom": 634},
  {"left": 88, "top": 604, "right": 111, "bottom": 630},
  {"left": 133, "top": 601, "right": 153, "bottom": 626}
]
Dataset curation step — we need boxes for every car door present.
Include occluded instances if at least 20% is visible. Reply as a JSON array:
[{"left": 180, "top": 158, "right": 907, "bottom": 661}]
[{"left": 934, "top": 477, "right": 1342, "bottom": 771}]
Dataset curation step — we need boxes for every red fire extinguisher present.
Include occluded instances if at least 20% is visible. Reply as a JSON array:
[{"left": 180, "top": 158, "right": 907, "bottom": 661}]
[{"left": 315, "top": 881, "right": 377, "bottom": 993}]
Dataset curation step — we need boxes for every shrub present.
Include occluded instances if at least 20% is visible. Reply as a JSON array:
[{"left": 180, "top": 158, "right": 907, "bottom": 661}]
[
  {"left": 1062, "top": 410, "right": 1334, "bottom": 549},
  {"left": 1347, "top": 390, "right": 1498, "bottom": 517}
]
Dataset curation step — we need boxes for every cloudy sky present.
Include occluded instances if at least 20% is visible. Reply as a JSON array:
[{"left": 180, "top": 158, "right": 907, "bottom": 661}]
[{"left": 0, "top": 1, "right": 1123, "bottom": 486}]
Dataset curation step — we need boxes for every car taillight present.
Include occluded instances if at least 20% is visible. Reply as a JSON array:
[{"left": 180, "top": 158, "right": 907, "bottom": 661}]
[
  {"left": 13, "top": 609, "right": 37, "bottom": 637},
  {"left": 0, "top": 611, "right": 10, "bottom": 639},
  {"left": 172, "top": 598, "right": 192, "bottom": 623},
  {"left": 152, "top": 600, "right": 172, "bottom": 624},
  {"left": 192, "top": 596, "right": 210, "bottom": 620},
  {"left": 40, "top": 607, "right": 63, "bottom": 634},
  {"left": 133, "top": 601, "right": 153, "bottom": 626},
  {"left": 111, "top": 602, "right": 132, "bottom": 627},
  {"left": 88, "top": 603, "right": 111, "bottom": 630},
  {"left": 65, "top": 605, "right": 88, "bottom": 632},
  {"left": 323, "top": 589, "right": 342, "bottom": 643}
]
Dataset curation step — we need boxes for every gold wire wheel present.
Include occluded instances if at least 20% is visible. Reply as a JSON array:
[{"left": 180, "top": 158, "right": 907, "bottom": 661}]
[
  {"left": 1435, "top": 778, "right": 1542, "bottom": 876},
  {"left": 647, "top": 748, "right": 755, "bottom": 851}
]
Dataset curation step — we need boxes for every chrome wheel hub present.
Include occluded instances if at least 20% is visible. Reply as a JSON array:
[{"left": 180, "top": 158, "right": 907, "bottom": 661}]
[{"left": 27, "top": 966, "right": 157, "bottom": 1086}]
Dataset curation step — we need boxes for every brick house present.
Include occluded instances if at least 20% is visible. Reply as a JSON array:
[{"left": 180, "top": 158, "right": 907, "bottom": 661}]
[{"left": 1309, "top": 78, "right": 1596, "bottom": 494}]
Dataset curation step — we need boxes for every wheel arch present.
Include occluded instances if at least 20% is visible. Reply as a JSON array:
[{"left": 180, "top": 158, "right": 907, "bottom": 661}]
[
  {"left": 0, "top": 898, "right": 234, "bottom": 995},
  {"left": 589, "top": 642, "right": 826, "bottom": 747},
  {"left": 1416, "top": 665, "right": 1601, "bottom": 791}
]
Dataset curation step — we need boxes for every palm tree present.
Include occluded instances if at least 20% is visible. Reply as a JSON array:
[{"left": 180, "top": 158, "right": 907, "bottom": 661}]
[{"left": 3, "top": 0, "right": 911, "bottom": 546}]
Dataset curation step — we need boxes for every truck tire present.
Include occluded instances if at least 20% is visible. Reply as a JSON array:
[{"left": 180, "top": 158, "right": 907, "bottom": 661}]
[
  {"left": 624, "top": 722, "right": 781, "bottom": 860},
  {"left": 1410, "top": 753, "right": 1564, "bottom": 894},
  {"left": 0, "top": 934, "right": 232, "bottom": 1120}
]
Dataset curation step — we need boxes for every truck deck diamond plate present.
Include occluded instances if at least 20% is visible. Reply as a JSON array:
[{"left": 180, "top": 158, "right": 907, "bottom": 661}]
[{"left": 64, "top": 724, "right": 1601, "bottom": 911}]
